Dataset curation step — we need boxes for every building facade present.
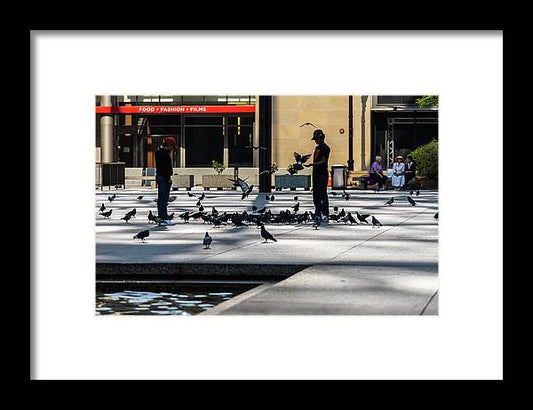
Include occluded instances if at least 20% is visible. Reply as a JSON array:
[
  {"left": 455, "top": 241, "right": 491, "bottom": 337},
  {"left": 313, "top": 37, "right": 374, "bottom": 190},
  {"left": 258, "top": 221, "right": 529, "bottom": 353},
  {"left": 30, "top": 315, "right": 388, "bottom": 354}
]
[{"left": 95, "top": 95, "right": 438, "bottom": 186}]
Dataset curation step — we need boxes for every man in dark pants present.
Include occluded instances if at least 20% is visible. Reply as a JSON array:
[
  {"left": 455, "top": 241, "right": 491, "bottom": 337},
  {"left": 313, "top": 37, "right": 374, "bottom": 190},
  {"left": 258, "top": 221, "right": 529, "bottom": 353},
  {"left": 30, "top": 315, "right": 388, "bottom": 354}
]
[
  {"left": 155, "top": 137, "right": 177, "bottom": 225},
  {"left": 305, "top": 129, "right": 331, "bottom": 222}
]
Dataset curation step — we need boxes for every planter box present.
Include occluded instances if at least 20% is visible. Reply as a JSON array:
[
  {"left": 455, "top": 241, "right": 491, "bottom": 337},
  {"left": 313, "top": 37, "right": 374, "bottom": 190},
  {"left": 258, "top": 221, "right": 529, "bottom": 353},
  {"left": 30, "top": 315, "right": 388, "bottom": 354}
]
[
  {"left": 202, "top": 174, "right": 236, "bottom": 190},
  {"left": 274, "top": 174, "right": 311, "bottom": 190},
  {"left": 171, "top": 174, "right": 194, "bottom": 190}
]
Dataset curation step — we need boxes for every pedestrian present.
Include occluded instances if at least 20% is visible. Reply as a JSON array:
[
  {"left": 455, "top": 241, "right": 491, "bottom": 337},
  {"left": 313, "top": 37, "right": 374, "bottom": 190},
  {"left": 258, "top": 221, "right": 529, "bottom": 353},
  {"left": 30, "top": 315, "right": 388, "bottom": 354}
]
[
  {"left": 304, "top": 129, "right": 331, "bottom": 222},
  {"left": 155, "top": 137, "right": 177, "bottom": 225},
  {"left": 368, "top": 156, "right": 387, "bottom": 190},
  {"left": 391, "top": 155, "right": 405, "bottom": 190},
  {"left": 404, "top": 154, "right": 417, "bottom": 188}
]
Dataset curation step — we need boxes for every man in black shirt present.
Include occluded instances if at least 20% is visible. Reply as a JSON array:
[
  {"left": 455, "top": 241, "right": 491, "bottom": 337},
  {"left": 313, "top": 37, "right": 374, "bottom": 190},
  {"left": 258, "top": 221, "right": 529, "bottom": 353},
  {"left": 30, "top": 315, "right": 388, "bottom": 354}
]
[
  {"left": 155, "top": 137, "right": 177, "bottom": 225},
  {"left": 304, "top": 129, "right": 331, "bottom": 221}
]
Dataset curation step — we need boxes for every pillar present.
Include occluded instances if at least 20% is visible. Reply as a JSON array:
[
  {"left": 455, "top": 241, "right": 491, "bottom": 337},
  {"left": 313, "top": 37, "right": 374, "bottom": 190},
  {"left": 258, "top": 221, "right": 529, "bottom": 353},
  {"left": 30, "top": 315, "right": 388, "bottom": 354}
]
[{"left": 100, "top": 95, "right": 114, "bottom": 163}]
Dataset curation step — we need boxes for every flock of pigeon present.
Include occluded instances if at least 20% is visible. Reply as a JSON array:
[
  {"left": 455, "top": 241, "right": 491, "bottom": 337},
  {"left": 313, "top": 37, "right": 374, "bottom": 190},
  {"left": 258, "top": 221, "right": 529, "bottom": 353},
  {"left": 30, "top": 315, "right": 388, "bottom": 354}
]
[{"left": 98, "top": 178, "right": 437, "bottom": 249}]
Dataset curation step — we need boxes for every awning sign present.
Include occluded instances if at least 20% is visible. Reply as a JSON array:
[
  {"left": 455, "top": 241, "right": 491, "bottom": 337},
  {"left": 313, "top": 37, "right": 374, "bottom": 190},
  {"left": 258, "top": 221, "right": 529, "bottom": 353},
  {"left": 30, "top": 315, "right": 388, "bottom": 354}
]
[{"left": 96, "top": 105, "right": 256, "bottom": 114}]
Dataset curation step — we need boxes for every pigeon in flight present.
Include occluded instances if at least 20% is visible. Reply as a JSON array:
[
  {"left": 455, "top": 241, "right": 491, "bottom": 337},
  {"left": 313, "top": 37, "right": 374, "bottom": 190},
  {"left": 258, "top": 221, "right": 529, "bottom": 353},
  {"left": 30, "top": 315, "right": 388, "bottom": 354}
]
[
  {"left": 260, "top": 224, "right": 277, "bottom": 242},
  {"left": 299, "top": 122, "right": 318, "bottom": 128},
  {"left": 100, "top": 209, "right": 112, "bottom": 219},
  {"left": 137, "top": 195, "right": 144, "bottom": 200},
  {"left": 407, "top": 196, "right": 417, "bottom": 206},
  {"left": 203, "top": 232, "right": 212, "bottom": 249},
  {"left": 292, "top": 152, "right": 312, "bottom": 171},
  {"left": 99, "top": 203, "right": 106, "bottom": 213},
  {"left": 384, "top": 197, "right": 394, "bottom": 206},
  {"left": 241, "top": 184, "right": 254, "bottom": 200},
  {"left": 133, "top": 229, "right": 150, "bottom": 242},
  {"left": 245, "top": 145, "right": 267, "bottom": 151},
  {"left": 372, "top": 216, "right": 383, "bottom": 227}
]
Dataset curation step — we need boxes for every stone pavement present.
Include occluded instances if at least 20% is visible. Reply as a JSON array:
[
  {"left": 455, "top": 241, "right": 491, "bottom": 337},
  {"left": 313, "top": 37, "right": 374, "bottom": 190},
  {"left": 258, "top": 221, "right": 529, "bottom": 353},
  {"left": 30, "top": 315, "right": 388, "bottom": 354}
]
[{"left": 95, "top": 186, "right": 438, "bottom": 315}]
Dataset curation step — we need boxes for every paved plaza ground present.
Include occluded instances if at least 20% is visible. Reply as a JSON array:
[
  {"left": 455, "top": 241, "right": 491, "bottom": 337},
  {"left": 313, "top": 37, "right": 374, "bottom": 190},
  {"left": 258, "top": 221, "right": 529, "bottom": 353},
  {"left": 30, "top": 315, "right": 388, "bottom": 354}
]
[{"left": 95, "top": 186, "right": 439, "bottom": 315}]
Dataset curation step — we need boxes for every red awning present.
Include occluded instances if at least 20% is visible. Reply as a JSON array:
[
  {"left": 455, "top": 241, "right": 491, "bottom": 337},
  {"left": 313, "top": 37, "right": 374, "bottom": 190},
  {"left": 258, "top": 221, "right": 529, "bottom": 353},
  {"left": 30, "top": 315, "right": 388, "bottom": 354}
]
[{"left": 96, "top": 105, "right": 256, "bottom": 114}]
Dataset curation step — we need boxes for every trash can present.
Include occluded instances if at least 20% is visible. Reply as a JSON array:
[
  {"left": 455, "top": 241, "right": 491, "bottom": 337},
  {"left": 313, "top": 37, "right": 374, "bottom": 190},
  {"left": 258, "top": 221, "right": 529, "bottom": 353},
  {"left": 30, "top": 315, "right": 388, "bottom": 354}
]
[{"left": 331, "top": 164, "right": 347, "bottom": 189}]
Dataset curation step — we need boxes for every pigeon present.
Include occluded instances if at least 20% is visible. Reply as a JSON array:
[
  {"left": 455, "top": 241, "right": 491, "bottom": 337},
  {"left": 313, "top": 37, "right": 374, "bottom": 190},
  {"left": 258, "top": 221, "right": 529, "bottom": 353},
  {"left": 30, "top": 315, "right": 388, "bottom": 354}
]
[
  {"left": 147, "top": 210, "right": 157, "bottom": 223},
  {"left": 355, "top": 211, "right": 370, "bottom": 224},
  {"left": 265, "top": 194, "right": 270, "bottom": 200},
  {"left": 251, "top": 205, "right": 258, "bottom": 213},
  {"left": 99, "top": 203, "right": 106, "bottom": 213},
  {"left": 245, "top": 145, "right": 267, "bottom": 151},
  {"left": 342, "top": 190, "right": 351, "bottom": 201},
  {"left": 372, "top": 216, "right": 383, "bottom": 227},
  {"left": 167, "top": 212, "right": 174, "bottom": 221},
  {"left": 100, "top": 209, "right": 112, "bottom": 218},
  {"left": 229, "top": 177, "right": 253, "bottom": 200},
  {"left": 409, "top": 190, "right": 414, "bottom": 195},
  {"left": 434, "top": 212, "right": 439, "bottom": 219},
  {"left": 260, "top": 224, "right": 277, "bottom": 242},
  {"left": 312, "top": 215, "right": 321, "bottom": 229},
  {"left": 198, "top": 205, "right": 205, "bottom": 212},
  {"left": 168, "top": 196, "right": 177, "bottom": 202},
  {"left": 293, "top": 196, "right": 299, "bottom": 201},
  {"left": 338, "top": 208, "right": 346, "bottom": 218},
  {"left": 259, "top": 169, "right": 276, "bottom": 176},
  {"left": 333, "top": 206, "right": 338, "bottom": 213},
  {"left": 292, "top": 152, "right": 312, "bottom": 171},
  {"left": 241, "top": 185, "right": 254, "bottom": 200},
  {"left": 293, "top": 202, "right": 300, "bottom": 213},
  {"left": 190, "top": 211, "right": 203, "bottom": 220},
  {"left": 299, "top": 122, "right": 318, "bottom": 128},
  {"left": 108, "top": 194, "right": 116, "bottom": 202},
  {"left": 198, "top": 193, "right": 205, "bottom": 201},
  {"left": 270, "top": 195, "right": 275, "bottom": 201},
  {"left": 384, "top": 197, "right": 394, "bottom": 206},
  {"left": 121, "top": 213, "right": 132, "bottom": 223},
  {"left": 114, "top": 185, "right": 121, "bottom": 190},
  {"left": 137, "top": 195, "right": 144, "bottom": 200},
  {"left": 126, "top": 208, "right": 137, "bottom": 218},
  {"left": 407, "top": 196, "right": 417, "bottom": 206},
  {"left": 179, "top": 211, "right": 190, "bottom": 222},
  {"left": 187, "top": 192, "right": 195, "bottom": 197},
  {"left": 211, "top": 207, "right": 219, "bottom": 216},
  {"left": 330, "top": 192, "right": 340, "bottom": 196},
  {"left": 416, "top": 190, "right": 420, "bottom": 196},
  {"left": 133, "top": 229, "right": 150, "bottom": 242},
  {"left": 196, "top": 199, "right": 202, "bottom": 207},
  {"left": 257, "top": 207, "right": 266, "bottom": 214},
  {"left": 347, "top": 212, "right": 359, "bottom": 225}
]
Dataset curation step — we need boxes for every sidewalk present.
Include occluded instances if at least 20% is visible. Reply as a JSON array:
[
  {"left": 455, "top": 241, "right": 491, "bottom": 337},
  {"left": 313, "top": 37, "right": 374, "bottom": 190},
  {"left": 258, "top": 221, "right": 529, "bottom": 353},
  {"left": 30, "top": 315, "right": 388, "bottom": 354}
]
[{"left": 95, "top": 187, "right": 439, "bottom": 315}]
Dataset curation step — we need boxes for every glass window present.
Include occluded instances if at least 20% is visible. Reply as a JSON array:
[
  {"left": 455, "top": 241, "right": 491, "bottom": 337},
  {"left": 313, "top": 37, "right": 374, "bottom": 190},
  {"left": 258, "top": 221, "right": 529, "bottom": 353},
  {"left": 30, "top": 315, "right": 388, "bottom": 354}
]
[
  {"left": 228, "top": 126, "right": 253, "bottom": 167},
  {"left": 227, "top": 115, "right": 254, "bottom": 126},
  {"left": 185, "top": 116, "right": 224, "bottom": 126},
  {"left": 182, "top": 95, "right": 205, "bottom": 104},
  {"left": 377, "top": 96, "right": 422, "bottom": 105},
  {"left": 185, "top": 126, "right": 224, "bottom": 167}
]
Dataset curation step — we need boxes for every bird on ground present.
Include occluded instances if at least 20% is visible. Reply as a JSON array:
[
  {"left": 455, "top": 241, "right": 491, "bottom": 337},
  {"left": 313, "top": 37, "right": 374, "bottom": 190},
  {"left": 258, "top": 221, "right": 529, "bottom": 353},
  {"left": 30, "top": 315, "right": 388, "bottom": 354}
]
[
  {"left": 407, "top": 196, "right": 417, "bottom": 206},
  {"left": 409, "top": 190, "right": 413, "bottom": 195},
  {"left": 137, "top": 195, "right": 144, "bottom": 200},
  {"left": 265, "top": 194, "right": 270, "bottom": 200},
  {"left": 198, "top": 205, "right": 205, "bottom": 212},
  {"left": 168, "top": 196, "right": 177, "bottom": 202},
  {"left": 342, "top": 190, "right": 351, "bottom": 201},
  {"left": 355, "top": 211, "right": 370, "bottom": 224},
  {"left": 372, "top": 216, "right": 383, "bottom": 227},
  {"left": 245, "top": 145, "right": 267, "bottom": 151},
  {"left": 100, "top": 209, "right": 112, "bottom": 219},
  {"left": 330, "top": 192, "right": 340, "bottom": 196},
  {"left": 196, "top": 199, "right": 202, "bottom": 207},
  {"left": 434, "top": 212, "right": 439, "bottom": 219},
  {"left": 187, "top": 192, "right": 195, "bottom": 198},
  {"left": 385, "top": 197, "right": 394, "bottom": 206},
  {"left": 126, "top": 208, "right": 137, "bottom": 218},
  {"left": 251, "top": 205, "right": 258, "bottom": 213},
  {"left": 211, "top": 207, "right": 219, "bottom": 216},
  {"left": 179, "top": 211, "right": 190, "bottom": 222},
  {"left": 108, "top": 194, "right": 116, "bottom": 202},
  {"left": 338, "top": 208, "right": 346, "bottom": 218},
  {"left": 257, "top": 207, "right": 266, "bottom": 214},
  {"left": 99, "top": 203, "right": 106, "bottom": 213},
  {"left": 167, "top": 212, "right": 174, "bottom": 221},
  {"left": 147, "top": 210, "right": 157, "bottom": 223},
  {"left": 121, "top": 213, "right": 132, "bottom": 223},
  {"left": 293, "top": 202, "right": 300, "bottom": 213},
  {"left": 347, "top": 212, "right": 359, "bottom": 225},
  {"left": 198, "top": 193, "right": 205, "bottom": 201},
  {"left": 203, "top": 232, "right": 212, "bottom": 249},
  {"left": 190, "top": 211, "right": 203, "bottom": 220},
  {"left": 270, "top": 195, "right": 275, "bottom": 201},
  {"left": 212, "top": 218, "right": 226, "bottom": 228},
  {"left": 299, "top": 122, "right": 318, "bottom": 128},
  {"left": 200, "top": 214, "right": 211, "bottom": 224},
  {"left": 312, "top": 215, "right": 321, "bottom": 230},
  {"left": 416, "top": 190, "right": 420, "bottom": 196},
  {"left": 333, "top": 206, "right": 338, "bottom": 213},
  {"left": 114, "top": 185, "right": 121, "bottom": 190},
  {"left": 260, "top": 224, "right": 277, "bottom": 242},
  {"left": 133, "top": 229, "right": 150, "bottom": 242},
  {"left": 293, "top": 196, "right": 298, "bottom": 201}
]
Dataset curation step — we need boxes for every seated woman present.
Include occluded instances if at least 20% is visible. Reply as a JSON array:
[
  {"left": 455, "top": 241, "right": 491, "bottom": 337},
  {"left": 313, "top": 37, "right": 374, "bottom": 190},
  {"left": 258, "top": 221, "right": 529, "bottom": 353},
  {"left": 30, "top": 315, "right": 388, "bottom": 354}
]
[
  {"left": 391, "top": 155, "right": 405, "bottom": 190},
  {"left": 368, "top": 156, "right": 387, "bottom": 190}
]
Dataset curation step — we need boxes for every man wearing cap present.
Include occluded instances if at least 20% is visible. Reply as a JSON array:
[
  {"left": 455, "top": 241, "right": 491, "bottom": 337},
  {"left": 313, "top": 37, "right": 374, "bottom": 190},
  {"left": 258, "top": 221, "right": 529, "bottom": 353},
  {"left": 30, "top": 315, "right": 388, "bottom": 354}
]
[
  {"left": 304, "top": 129, "right": 331, "bottom": 222},
  {"left": 155, "top": 137, "right": 177, "bottom": 225}
]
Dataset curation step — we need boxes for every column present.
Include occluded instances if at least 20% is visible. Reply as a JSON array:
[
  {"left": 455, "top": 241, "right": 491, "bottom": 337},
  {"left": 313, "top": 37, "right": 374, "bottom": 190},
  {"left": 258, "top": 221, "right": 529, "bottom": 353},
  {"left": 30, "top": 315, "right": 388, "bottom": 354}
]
[{"left": 100, "top": 95, "right": 114, "bottom": 163}]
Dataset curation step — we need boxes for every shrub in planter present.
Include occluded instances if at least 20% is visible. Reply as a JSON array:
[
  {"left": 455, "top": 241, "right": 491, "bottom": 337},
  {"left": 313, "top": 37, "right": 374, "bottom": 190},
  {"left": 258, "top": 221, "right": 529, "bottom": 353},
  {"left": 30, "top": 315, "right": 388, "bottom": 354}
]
[
  {"left": 211, "top": 160, "right": 225, "bottom": 175},
  {"left": 410, "top": 140, "right": 438, "bottom": 180}
]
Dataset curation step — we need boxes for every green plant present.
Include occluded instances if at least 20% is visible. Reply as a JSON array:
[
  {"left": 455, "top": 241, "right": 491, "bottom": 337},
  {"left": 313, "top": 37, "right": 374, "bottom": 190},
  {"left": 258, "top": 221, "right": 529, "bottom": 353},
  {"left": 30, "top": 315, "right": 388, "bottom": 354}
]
[
  {"left": 410, "top": 140, "right": 438, "bottom": 179},
  {"left": 211, "top": 160, "right": 225, "bottom": 175},
  {"left": 415, "top": 95, "right": 439, "bottom": 107},
  {"left": 271, "top": 162, "right": 279, "bottom": 173}
]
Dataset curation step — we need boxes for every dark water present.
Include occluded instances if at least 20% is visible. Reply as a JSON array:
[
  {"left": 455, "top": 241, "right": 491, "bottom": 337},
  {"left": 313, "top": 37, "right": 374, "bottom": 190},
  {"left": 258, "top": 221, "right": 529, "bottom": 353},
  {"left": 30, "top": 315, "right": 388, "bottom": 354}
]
[{"left": 95, "top": 282, "right": 259, "bottom": 315}]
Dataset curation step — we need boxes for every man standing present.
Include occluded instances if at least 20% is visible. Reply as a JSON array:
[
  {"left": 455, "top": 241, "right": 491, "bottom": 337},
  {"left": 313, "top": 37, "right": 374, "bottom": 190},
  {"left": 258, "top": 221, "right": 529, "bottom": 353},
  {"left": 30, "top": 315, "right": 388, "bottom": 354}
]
[
  {"left": 155, "top": 137, "right": 177, "bottom": 225},
  {"left": 304, "top": 129, "right": 331, "bottom": 222}
]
